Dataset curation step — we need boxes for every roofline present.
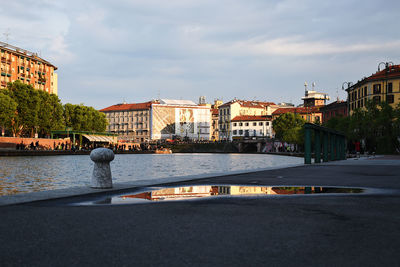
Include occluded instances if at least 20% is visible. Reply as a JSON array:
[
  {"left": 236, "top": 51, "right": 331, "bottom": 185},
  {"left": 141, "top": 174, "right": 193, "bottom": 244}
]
[{"left": 0, "top": 41, "right": 57, "bottom": 70}]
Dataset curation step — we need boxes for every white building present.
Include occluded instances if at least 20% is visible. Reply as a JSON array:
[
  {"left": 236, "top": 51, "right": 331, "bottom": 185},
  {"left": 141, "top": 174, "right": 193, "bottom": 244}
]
[
  {"left": 231, "top": 115, "right": 273, "bottom": 139},
  {"left": 218, "top": 99, "right": 276, "bottom": 141},
  {"left": 150, "top": 99, "right": 211, "bottom": 140}
]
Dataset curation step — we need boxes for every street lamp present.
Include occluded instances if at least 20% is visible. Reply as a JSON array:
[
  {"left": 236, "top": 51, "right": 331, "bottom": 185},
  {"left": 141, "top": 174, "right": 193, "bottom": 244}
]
[
  {"left": 342, "top": 82, "right": 353, "bottom": 114},
  {"left": 378, "top": 62, "right": 394, "bottom": 72},
  {"left": 378, "top": 62, "right": 394, "bottom": 101}
]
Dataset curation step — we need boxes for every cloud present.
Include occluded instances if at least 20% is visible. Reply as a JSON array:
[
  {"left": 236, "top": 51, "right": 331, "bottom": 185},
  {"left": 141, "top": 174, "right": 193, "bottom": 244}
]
[{"left": 227, "top": 37, "right": 400, "bottom": 57}]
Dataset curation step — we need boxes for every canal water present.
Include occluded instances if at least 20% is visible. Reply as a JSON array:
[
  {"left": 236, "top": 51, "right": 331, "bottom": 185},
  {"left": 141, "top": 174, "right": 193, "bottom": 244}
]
[{"left": 0, "top": 153, "right": 303, "bottom": 196}]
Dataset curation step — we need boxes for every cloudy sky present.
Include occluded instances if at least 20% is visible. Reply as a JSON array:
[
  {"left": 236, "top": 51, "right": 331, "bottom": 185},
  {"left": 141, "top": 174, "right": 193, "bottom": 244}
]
[{"left": 1, "top": 0, "right": 399, "bottom": 109}]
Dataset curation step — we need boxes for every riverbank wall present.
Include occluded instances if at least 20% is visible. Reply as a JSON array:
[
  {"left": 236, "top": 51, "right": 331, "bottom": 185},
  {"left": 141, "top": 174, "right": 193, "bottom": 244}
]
[
  {"left": 0, "top": 136, "right": 69, "bottom": 150},
  {"left": 166, "top": 142, "right": 239, "bottom": 153}
]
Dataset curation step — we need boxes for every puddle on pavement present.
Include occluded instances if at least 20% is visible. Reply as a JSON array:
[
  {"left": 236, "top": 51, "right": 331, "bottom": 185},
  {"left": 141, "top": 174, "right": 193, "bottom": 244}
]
[{"left": 74, "top": 185, "right": 365, "bottom": 205}]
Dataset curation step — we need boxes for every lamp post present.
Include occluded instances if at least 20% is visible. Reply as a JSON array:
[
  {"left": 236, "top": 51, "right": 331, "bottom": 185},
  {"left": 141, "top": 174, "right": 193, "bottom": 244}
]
[
  {"left": 342, "top": 82, "right": 353, "bottom": 114},
  {"left": 378, "top": 62, "right": 394, "bottom": 102}
]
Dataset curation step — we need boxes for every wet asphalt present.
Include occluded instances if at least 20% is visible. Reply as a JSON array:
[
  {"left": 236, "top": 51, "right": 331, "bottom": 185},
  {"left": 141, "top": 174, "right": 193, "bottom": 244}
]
[{"left": 1, "top": 158, "right": 400, "bottom": 267}]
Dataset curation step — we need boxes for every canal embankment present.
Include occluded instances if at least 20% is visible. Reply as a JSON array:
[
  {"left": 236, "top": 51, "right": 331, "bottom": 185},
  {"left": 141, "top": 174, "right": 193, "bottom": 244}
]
[{"left": 0, "top": 156, "right": 399, "bottom": 266}]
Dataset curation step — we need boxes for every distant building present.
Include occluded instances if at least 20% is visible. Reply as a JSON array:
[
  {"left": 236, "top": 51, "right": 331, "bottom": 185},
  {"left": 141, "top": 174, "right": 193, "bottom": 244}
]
[
  {"left": 100, "top": 101, "right": 156, "bottom": 142},
  {"left": 0, "top": 41, "right": 58, "bottom": 94},
  {"left": 346, "top": 63, "right": 400, "bottom": 114},
  {"left": 272, "top": 106, "right": 322, "bottom": 124},
  {"left": 210, "top": 100, "right": 222, "bottom": 141},
  {"left": 218, "top": 99, "right": 276, "bottom": 141},
  {"left": 231, "top": 115, "right": 273, "bottom": 139},
  {"left": 302, "top": 82, "right": 330, "bottom": 107},
  {"left": 320, "top": 100, "right": 348, "bottom": 122},
  {"left": 150, "top": 99, "right": 211, "bottom": 141}
]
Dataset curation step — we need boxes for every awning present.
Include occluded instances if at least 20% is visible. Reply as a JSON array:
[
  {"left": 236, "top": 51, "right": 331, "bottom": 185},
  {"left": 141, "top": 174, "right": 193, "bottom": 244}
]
[{"left": 82, "top": 134, "right": 115, "bottom": 143}]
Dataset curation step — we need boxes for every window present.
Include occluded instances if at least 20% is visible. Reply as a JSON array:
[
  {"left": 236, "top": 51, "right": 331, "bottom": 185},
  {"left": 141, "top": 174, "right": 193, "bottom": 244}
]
[
  {"left": 266, "top": 122, "right": 269, "bottom": 126},
  {"left": 259, "top": 122, "right": 263, "bottom": 126},
  {"left": 358, "top": 89, "right": 360, "bottom": 99},
  {"left": 373, "top": 84, "right": 381, "bottom": 94},
  {"left": 253, "top": 122, "right": 257, "bottom": 126},
  {"left": 239, "top": 122, "right": 243, "bottom": 126},
  {"left": 233, "top": 123, "right": 237, "bottom": 126},
  {"left": 364, "top": 87, "right": 367, "bottom": 96},
  {"left": 387, "top": 95, "right": 394, "bottom": 104},
  {"left": 239, "top": 130, "right": 243, "bottom": 135},
  {"left": 245, "top": 122, "right": 249, "bottom": 126},
  {"left": 259, "top": 129, "right": 263, "bottom": 134},
  {"left": 387, "top": 82, "right": 393, "bottom": 93},
  {"left": 373, "top": 96, "right": 381, "bottom": 103},
  {"left": 233, "top": 130, "right": 237, "bottom": 135}
]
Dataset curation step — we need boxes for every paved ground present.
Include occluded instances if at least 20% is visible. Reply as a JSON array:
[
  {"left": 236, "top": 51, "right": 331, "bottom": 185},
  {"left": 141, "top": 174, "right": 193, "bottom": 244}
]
[{"left": 1, "top": 157, "right": 400, "bottom": 266}]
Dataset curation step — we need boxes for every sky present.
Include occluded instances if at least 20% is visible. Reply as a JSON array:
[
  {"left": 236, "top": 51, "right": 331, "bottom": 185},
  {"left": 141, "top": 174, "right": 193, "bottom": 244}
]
[{"left": 1, "top": 0, "right": 400, "bottom": 109}]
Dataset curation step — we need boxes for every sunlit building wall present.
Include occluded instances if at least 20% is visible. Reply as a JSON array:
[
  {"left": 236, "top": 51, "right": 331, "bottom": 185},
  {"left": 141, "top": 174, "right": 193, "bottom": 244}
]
[{"left": 0, "top": 42, "right": 58, "bottom": 95}]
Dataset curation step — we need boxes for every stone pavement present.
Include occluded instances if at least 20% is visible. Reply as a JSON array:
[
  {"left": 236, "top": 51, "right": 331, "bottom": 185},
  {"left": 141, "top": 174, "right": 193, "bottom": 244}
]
[{"left": 0, "top": 156, "right": 399, "bottom": 266}]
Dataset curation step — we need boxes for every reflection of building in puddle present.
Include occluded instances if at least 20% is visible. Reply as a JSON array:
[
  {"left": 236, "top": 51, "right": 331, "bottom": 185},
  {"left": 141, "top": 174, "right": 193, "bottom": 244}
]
[{"left": 116, "top": 186, "right": 350, "bottom": 203}]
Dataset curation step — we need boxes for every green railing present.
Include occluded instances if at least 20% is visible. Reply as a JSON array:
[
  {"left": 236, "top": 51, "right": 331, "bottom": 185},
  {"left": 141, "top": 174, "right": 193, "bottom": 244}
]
[{"left": 304, "top": 123, "right": 346, "bottom": 164}]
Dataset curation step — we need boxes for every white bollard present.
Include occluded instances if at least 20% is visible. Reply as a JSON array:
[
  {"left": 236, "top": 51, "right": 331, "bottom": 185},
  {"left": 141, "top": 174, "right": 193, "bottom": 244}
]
[{"left": 90, "top": 148, "right": 115, "bottom": 188}]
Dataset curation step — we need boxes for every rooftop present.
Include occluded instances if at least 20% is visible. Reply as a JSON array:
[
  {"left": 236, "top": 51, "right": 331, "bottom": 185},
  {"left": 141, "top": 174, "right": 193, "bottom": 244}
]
[
  {"left": 231, "top": 115, "right": 272, "bottom": 122},
  {"left": 0, "top": 41, "right": 57, "bottom": 69},
  {"left": 348, "top": 64, "right": 400, "bottom": 90},
  {"left": 272, "top": 106, "right": 322, "bottom": 115},
  {"left": 220, "top": 99, "right": 275, "bottom": 108},
  {"left": 99, "top": 101, "right": 156, "bottom": 112},
  {"left": 159, "top": 99, "right": 197, "bottom": 106}
]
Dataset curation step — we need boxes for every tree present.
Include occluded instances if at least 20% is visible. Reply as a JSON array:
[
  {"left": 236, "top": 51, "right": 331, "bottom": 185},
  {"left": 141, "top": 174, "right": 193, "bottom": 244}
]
[
  {"left": 273, "top": 113, "right": 305, "bottom": 144},
  {"left": 37, "top": 91, "right": 65, "bottom": 137},
  {"left": 323, "top": 99, "right": 400, "bottom": 154},
  {"left": 0, "top": 91, "right": 17, "bottom": 135},
  {"left": 63, "top": 103, "right": 107, "bottom": 132},
  {"left": 6, "top": 81, "right": 41, "bottom": 137}
]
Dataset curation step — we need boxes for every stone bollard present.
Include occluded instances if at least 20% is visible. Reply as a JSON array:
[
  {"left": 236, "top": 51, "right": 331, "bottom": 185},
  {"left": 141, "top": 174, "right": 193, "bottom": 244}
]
[{"left": 90, "top": 148, "right": 115, "bottom": 188}]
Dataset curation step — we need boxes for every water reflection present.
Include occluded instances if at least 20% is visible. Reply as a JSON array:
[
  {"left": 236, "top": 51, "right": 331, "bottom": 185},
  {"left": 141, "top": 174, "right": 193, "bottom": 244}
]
[
  {"left": 0, "top": 154, "right": 303, "bottom": 196},
  {"left": 90, "top": 186, "right": 364, "bottom": 205}
]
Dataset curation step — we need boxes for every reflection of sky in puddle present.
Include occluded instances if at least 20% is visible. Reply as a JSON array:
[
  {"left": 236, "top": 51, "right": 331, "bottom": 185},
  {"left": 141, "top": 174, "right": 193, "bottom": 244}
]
[{"left": 85, "top": 186, "right": 364, "bottom": 205}]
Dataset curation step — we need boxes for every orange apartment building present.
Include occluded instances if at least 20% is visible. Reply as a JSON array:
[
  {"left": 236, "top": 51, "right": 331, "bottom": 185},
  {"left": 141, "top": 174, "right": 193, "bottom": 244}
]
[{"left": 0, "top": 41, "right": 58, "bottom": 95}]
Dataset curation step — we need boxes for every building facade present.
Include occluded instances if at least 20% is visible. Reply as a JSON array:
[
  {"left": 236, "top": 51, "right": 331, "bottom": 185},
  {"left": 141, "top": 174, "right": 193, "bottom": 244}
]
[
  {"left": 272, "top": 107, "right": 323, "bottom": 124},
  {"left": 210, "top": 100, "right": 222, "bottom": 141},
  {"left": 231, "top": 115, "right": 273, "bottom": 139},
  {"left": 100, "top": 101, "right": 155, "bottom": 142},
  {"left": 150, "top": 99, "right": 211, "bottom": 141},
  {"left": 301, "top": 83, "right": 330, "bottom": 107},
  {"left": 346, "top": 64, "right": 400, "bottom": 114},
  {"left": 218, "top": 99, "right": 276, "bottom": 141},
  {"left": 320, "top": 100, "right": 348, "bottom": 122},
  {"left": 0, "top": 42, "right": 58, "bottom": 94}
]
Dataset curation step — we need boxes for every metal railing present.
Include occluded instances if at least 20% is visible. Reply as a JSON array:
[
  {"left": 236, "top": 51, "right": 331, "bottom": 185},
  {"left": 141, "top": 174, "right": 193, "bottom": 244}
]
[{"left": 304, "top": 123, "right": 346, "bottom": 164}]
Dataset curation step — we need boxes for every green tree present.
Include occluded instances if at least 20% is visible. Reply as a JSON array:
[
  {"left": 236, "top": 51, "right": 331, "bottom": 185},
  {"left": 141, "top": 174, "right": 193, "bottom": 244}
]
[
  {"left": 63, "top": 103, "right": 107, "bottom": 132},
  {"left": 0, "top": 91, "right": 18, "bottom": 135},
  {"left": 37, "top": 91, "right": 65, "bottom": 136},
  {"left": 5, "top": 81, "right": 41, "bottom": 137},
  {"left": 273, "top": 113, "right": 306, "bottom": 144}
]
